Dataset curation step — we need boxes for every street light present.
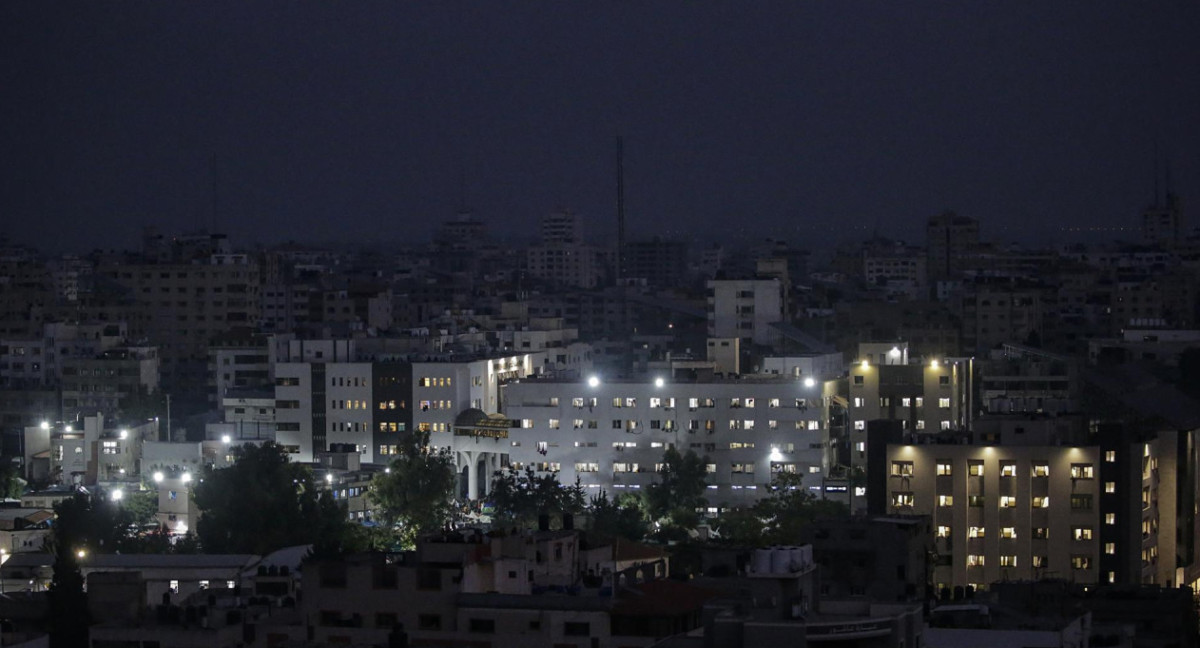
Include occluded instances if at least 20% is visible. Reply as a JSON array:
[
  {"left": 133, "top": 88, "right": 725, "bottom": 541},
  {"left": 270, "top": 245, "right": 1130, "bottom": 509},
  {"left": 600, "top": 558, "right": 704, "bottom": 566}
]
[
  {"left": 119, "top": 429, "right": 128, "bottom": 440},
  {"left": 181, "top": 473, "right": 192, "bottom": 484},
  {"left": 587, "top": 376, "right": 600, "bottom": 388},
  {"left": 153, "top": 471, "right": 164, "bottom": 483},
  {"left": 221, "top": 434, "right": 231, "bottom": 444},
  {"left": 325, "top": 473, "right": 334, "bottom": 484},
  {"left": 654, "top": 377, "right": 665, "bottom": 388},
  {"left": 111, "top": 488, "right": 124, "bottom": 502},
  {"left": 39, "top": 421, "right": 49, "bottom": 431},
  {"left": 803, "top": 377, "right": 816, "bottom": 388},
  {"left": 769, "top": 448, "right": 784, "bottom": 463},
  {"left": 930, "top": 359, "right": 940, "bottom": 369}
]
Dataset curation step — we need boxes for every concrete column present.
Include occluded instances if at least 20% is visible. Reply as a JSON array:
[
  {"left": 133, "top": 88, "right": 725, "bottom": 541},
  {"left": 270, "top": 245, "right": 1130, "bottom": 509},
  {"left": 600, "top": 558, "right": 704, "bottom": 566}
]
[{"left": 467, "top": 452, "right": 479, "bottom": 500}]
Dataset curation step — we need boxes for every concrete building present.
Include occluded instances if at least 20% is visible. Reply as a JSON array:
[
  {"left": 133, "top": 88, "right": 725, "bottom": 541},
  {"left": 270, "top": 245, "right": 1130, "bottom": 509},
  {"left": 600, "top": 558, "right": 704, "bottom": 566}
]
[
  {"left": 502, "top": 374, "right": 831, "bottom": 509},
  {"left": 845, "top": 349, "right": 967, "bottom": 473},
  {"left": 927, "top": 211, "right": 980, "bottom": 282},
  {"left": 21, "top": 415, "right": 155, "bottom": 486},
  {"left": 706, "top": 278, "right": 784, "bottom": 347},
  {"left": 60, "top": 345, "right": 159, "bottom": 422},
  {"left": 870, "top": 430, "right": 1103, "bottom": 592}
]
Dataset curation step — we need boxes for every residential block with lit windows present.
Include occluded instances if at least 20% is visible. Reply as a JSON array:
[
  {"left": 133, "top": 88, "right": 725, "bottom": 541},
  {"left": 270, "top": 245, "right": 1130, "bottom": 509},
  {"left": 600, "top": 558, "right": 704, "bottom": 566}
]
[
  {"left": 868, "top": 418, "right": 1200, "bottom": 593},
  {"left": 844, "top": 342, "right": 968, "bottom": 474}
]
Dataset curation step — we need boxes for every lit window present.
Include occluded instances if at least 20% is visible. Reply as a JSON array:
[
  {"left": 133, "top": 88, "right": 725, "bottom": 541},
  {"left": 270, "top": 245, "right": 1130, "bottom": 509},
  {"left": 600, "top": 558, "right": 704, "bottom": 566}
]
[
  {"left": 936, "top": 525, "right": 951, "bottom": 538},
  {"left": 999, "top": 555, "right": 1017, "bottom": 567},
  {"left": 890, "top": 461, "right": 914, "bottom": 477},
  {"left": 1105, "top": 513, "right": 1116, "bottom": 525},
  {"left": 1104, "top": 542, "right": 1115, "bottom": 555},
  {"left": 1105, "top": 450, "right": 1116, "bottom": 462},
  {"left": 1000, "top": 527, "right": 1016, "bottom": 539},
  {"left": 1070, "top": 555, "right": 1090, "bottom": 570},
  {"left": 968, "top": 526, "right": 985, "bottom": 538},
  {"left": 1070, "top": 464, "right": 1094, "bottom": 479},
  {"left": 1000, "top": 462, "right": 1016, "bottom": 477},
  {"left": 1032, "top": 462, "right": 1049, "bottom": 477},
  {"left": 938, "top": 398, "right": 951, "bottom": 409},
  {"left": 936, "top": 461, "right": 952, "bottom": 476},
  {"left": 968, "top": 462, "right": 984, "bottom": 477},
  {"left": 1000, "top": 496, "right": 1017, "bottom": 508},
  {"left": 1032, "top": 496, "right": 1049, "bottom": 508},
  {"left": 1105, "top": 481, "right": 1115, "bottom": 493},
  {"left": 891, "top": 492, "right": 914, "bottom": 508},
  {"left": 938, "top": 495, "right": 953, "bottom": 507},
  {"left": 1074, "top": 527, "right": 1093, "bottom": 541},
  {"left": 967, "top": 554, "right": 985, "bottom": 567},
  {"left": 854, "top": 420, "right": 865, "bottom": 430}
]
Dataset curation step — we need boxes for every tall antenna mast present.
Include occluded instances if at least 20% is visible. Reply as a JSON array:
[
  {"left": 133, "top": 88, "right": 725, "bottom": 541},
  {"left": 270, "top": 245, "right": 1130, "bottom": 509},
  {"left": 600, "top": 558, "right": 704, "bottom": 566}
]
[
  {"left": 616, "top": 136, "right": 625, "bottom": 283},
  {"left": 210, "top": 153, "right": 219, "bottom": 232}
]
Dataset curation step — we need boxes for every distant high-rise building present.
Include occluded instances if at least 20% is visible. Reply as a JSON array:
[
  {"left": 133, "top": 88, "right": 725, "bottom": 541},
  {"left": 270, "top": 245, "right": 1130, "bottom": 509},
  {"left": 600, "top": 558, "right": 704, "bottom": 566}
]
[
  {"left": 926, "top": 212, "right": 979, "bottom": 281},
  {"left": 539, "top": 210, "right": 584, "bottom": 246},
  {"left": 1141, "top": 192, "right": 1183, "bottom": 246}
]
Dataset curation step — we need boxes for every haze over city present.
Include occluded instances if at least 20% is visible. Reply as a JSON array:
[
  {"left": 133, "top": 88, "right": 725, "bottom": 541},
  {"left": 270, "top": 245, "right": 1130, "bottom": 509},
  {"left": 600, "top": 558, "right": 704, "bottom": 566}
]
[{"left": 3, "top": 1, "right": 1199, "bottom": 251}]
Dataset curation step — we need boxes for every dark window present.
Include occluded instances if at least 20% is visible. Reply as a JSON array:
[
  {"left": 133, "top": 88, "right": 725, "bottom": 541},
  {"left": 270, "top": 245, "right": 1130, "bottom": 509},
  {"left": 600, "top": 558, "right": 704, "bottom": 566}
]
[
  {"left": 469, "top": 619, "right": 495, "bottom": 634},
  {"left": 418, "top": 614, "right": 441, "bottom": 631},
  {"left": 375, "top": 613, "right": 398, "bottom": 628},
  {"left": 416, "top": 568, "right": 441, "bottom": 590}
]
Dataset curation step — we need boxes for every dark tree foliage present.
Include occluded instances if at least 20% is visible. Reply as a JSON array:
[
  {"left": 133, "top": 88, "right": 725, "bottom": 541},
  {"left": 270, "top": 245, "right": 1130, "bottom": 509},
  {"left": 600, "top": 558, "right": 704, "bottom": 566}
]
[
  {"left": 193, "top": 441, "right": 353, "bottom": 555},
  {"left": 0, "top": 459, "right": 24, "bottom": 499},
  {"left": 644, "top": 448, "right": 709, "bottom": 530},
  {"left": 586, "top": 490, "right": 648, "bottom": 543},
  {"left": 369, "top": 431, "right": 458, "bottom": 547},
  {"left": 489, "top": 466, "right": 586, "bottom": 529},
  {"left": 717, "top": 472, "right": 849, "bottom": 545},
  {"left": 47, "top": 494, "right": 97, "bottom": 648}
]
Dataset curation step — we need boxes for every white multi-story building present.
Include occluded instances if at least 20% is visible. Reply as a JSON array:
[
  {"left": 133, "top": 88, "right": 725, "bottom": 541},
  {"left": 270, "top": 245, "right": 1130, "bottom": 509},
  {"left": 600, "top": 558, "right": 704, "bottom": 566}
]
[
  {"left": 501, "top": 375, "right": 832, "bottom": 509},
  {"left": 706, "top": 278, "right": 784, "bottom": 347}
]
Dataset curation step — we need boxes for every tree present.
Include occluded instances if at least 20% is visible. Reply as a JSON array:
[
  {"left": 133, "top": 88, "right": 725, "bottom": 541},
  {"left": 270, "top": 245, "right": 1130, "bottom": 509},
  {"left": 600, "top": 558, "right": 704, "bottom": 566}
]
[
  {"left": 586, "top": 490, "right": 648, "bottom": 543},
  {"left": 753, "top": 472, "right": 848, "bottom": 544},
  {"left": 369, "top": 431, "right": 458, "bottom": 548},
  {"left": 644, "top": 448, "right": 709, "bottom": 530},
  {"left": 193, "top": 442, "right": 353, "bottom": 555},
  {"left": 47, "top": 494, "right": 100, "bottom": 648},
  {"left": 0, "top": 459, "right": 25, "bottom": 499},
  {"left": 489, "top": 466, "right": 587, "bottom": 529}
]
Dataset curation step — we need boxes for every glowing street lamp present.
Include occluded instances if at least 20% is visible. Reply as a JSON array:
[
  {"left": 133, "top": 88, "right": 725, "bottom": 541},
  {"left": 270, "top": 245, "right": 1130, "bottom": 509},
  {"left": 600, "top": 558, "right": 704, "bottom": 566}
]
[
  {"left": 654, "top": 377, "right": 665, "bottom": 388},
  {"left": 111, "top": 488, "right": 124, "bottom": 502},
  {"left": 153, "top": 471, "right": 164, "bottom": 483},
  {"left": 181, "top": 473, "right": 192, "bottom": 484},
  {"left": 587, "top": 376, "right": 600, "bottom": 388},
  {"left": 803, "top": 377, "right": 816, "bottom": 388}
]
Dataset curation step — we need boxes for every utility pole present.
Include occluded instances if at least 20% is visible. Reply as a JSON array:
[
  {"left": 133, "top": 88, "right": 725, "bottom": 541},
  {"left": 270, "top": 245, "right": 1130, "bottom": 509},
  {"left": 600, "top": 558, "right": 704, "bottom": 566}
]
[{"left": 165, "top": 393, "right": 172, "bottom": 442}]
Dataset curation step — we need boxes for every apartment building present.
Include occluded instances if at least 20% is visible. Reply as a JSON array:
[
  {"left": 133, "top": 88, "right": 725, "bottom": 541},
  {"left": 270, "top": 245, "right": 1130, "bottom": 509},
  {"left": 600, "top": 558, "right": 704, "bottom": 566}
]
[
  {"left": 845, "top": 349, "right": 966, "bottom": 473},
  {"left": 706, "top": 278, "right": 784, "bottom": 347},
  {"left": 502, "top": 375, "right": 831, "bottom": 509},
  {"left": 97, "top": 254, "right": 261, "bottom": 394},
  {"left": 978, "top": 344, "right": 1079, "bottom": 416},
  {"left": 870, "top": 430, "right": 1102, "bottom": 592},
  {"left": 927, "top": 211, "right": 979, "bottom": 282},
  {"left": 60, "top": 345, "right": 159, "bottom": 422}
]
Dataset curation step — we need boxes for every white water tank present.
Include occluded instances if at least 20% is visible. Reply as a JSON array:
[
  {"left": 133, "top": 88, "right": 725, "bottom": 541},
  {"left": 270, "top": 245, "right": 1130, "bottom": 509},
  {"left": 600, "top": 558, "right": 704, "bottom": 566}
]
[{"left": 752, "top": 548, "right": 773, "bottom": 574}]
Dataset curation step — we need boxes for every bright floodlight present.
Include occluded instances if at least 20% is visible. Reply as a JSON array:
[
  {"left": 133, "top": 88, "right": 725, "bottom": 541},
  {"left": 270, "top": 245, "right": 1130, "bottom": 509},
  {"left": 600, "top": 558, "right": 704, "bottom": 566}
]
[
  {"left": 804, "top": 377, "right": 816, "bottom": 388},
  {"left": 119, "top": 429, "right": 128, "bottom": 440},
  {"left": 931, "top": 359, "right": 940, "bottom": 369},
  {"left": 181, "top": 473, "right": 192, "bottom": 484},
  {"left": 111, "top": 488, "right": 124, "bottom": 502},
  {"left": 860, "top": 360, "right": 869, "bottom": 370},
  {"left": 587, "top": 376, "right": 600, "bottom": 388},
  {"left": 221, "top": 434, "right": 231, "bottom": 444},
  {"left": 64, "top": 425, "right": 73, "bottom": 432},
  {"left": 889, "top": 347, "right": 901, "bottom": 356},
  {"left": 654, "top": 377, "right": 665, "bottom": 388},
  {"left": 39, "top": 421, "right": 50, "bottom": 431},
  {"left": 76, "top": 549, "right": 86, "bottom": 559},
  {"left": 769, "top": 448, "right": 784, "bottom": 462},
  {"left": 153, "top": 471, "right": 164, "bottom": 483},
  {"left": 325, "top": 473, "right": 334, "bottom": 483}
]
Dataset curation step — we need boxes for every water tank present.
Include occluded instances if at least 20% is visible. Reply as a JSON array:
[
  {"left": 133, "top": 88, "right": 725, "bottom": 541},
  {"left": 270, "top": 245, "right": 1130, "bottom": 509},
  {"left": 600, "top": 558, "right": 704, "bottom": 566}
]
[
  {"left": 752, "top": 549, "right": 773, "bottom": 574},
  {"left": 771, "top": 547, "right": 790, "bottom": 574}
]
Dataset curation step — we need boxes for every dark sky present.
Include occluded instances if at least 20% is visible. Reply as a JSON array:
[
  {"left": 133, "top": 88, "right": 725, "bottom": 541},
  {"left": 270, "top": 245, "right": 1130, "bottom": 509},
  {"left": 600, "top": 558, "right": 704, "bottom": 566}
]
[{"left": 2, "top": 2, "right": 1198, "bottom": 253}]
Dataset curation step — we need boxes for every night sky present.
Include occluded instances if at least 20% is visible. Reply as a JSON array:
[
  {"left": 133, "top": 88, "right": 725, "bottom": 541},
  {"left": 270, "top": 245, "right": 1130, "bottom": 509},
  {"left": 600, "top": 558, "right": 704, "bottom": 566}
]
[{"left": 2, "top": 2, "right": 1198, "bottom": 253}]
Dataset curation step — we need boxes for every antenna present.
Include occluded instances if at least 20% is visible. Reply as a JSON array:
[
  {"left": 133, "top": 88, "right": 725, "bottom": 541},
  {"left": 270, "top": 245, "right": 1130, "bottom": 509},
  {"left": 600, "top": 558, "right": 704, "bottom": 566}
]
[
  {"left": 210, "top": 154, "right": 219, "bottom": 233},
  {"left": 616, "top": 136, "right": 625, "bottom": 283}
]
